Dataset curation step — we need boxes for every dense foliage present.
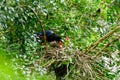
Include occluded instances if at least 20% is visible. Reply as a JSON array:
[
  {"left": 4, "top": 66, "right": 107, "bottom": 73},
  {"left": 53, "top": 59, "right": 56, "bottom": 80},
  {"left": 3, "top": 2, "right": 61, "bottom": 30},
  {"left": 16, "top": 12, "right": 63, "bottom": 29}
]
[{"left": 0, "top": 0, "right": 120, "bottom": 80}]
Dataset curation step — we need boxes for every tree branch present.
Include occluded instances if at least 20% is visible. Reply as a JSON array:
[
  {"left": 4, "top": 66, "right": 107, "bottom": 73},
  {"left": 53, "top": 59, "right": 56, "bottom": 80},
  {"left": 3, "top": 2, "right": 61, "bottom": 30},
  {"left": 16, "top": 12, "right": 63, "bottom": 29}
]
[
  {"left": 82, "top": 26, "right": 120, "bottom": 54},
  {"left": 28, "top": 6, "right": 47, "bottom": 49}
]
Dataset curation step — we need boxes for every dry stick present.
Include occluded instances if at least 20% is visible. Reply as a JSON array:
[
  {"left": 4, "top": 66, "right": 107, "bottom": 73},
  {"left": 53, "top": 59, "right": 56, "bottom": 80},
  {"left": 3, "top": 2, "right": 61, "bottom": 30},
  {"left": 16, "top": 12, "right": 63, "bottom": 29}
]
[
  {"left": 82, "top": 26, "right": 120, "bottom": 54},
  {"left": 43, "top": 59, "right": 55, "bottom": 68},
  {"left": 63, "top": 64, "right": 75, "bottom": 79},
  {"left": 28, "top": 6, "right": 47, "bottom": 49}
]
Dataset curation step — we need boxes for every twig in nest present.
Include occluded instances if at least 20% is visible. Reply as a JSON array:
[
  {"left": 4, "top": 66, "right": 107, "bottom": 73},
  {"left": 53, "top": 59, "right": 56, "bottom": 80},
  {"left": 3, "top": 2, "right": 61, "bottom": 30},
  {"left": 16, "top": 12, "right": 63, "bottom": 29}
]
[{"left": 42, "top": 59, "right": 55, "bottom": 68}]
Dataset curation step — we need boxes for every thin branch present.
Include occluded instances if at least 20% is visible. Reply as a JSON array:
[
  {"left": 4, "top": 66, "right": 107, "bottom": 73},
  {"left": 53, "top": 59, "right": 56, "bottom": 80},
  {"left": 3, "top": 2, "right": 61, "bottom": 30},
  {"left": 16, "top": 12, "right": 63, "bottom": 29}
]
[
  {"left": 82, "top": 26, "right": 120, "bottom": 54},
  {"left": 104, "top": 35, "right": 120, "bottom": 48},
  {"left": 92, "top": 35, "right": 120, "bottom": 58},
  {"left": 28, "top": 6, "right": 47, "bottom": 49}
]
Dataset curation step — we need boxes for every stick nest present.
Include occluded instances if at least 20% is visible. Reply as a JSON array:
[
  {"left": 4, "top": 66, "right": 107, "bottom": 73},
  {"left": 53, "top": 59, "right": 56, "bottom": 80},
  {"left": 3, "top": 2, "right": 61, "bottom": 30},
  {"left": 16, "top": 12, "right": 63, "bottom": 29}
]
[{"left": 39, "top": 47, "right": 109, "bottom": 80}]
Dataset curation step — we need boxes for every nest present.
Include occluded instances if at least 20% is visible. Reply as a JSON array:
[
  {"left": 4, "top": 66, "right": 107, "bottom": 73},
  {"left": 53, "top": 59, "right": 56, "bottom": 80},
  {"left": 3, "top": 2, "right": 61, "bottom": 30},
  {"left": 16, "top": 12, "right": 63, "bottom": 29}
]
[{"left": 38, "top": 47, "right": 109, "bottom": 80}]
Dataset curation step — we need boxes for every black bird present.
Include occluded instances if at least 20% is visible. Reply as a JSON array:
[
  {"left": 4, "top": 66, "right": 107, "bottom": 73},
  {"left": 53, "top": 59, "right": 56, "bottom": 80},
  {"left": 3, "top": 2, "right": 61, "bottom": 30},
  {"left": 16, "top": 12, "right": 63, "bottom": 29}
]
[{"left": 36, "top": 30, "right": 63, "bottom": 48}]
